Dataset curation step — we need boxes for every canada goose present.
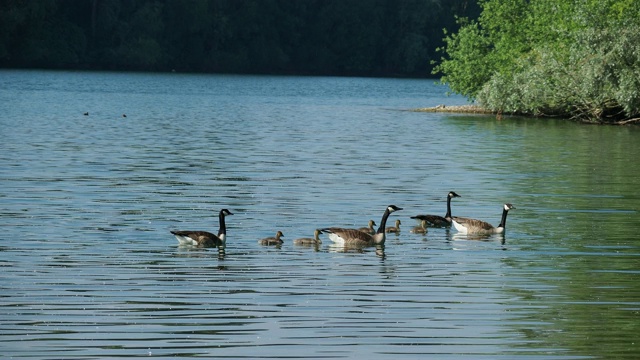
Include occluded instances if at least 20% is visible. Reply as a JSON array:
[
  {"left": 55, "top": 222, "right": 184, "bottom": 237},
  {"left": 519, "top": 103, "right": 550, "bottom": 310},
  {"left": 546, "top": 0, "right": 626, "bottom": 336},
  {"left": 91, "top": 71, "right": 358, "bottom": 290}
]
[
  {"left": 411, "top": 191, "right": 461, "bottom": 227},
  {"left": 385, "top": 219, "right": 401, "bottom": 233},
  {"left": 452, "top": 203, "right": 515, "bottom": 235},
  {"left": 170, "top": 208, "right": 233, "bottom": 247},
  {"left": 357, "top": 220, "right": 377, "bottom": 235},
  {"left": 320, "top": 205, "right": 402, "bottom": 246},
  {"left": 259, "top": 231, "right": 284, "bottom": 245},
  {"left": 410, "top": 219, "right": 428, "bottom": 234},
  {"left": 293, "top": 229, "right": 322, "bottom": 245}
]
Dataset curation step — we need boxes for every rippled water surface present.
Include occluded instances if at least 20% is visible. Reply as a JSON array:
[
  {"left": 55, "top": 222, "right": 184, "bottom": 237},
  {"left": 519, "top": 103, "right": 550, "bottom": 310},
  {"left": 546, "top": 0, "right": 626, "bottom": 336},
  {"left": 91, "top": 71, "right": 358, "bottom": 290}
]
[{"left": 1, "top": 70, "right": 639, "bottom": 359}]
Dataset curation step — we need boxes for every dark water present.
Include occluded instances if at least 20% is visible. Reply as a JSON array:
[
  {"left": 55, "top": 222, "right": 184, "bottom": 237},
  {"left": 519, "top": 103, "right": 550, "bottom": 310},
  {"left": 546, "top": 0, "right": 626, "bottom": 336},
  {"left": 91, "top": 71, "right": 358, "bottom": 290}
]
[{"left": 1, "top": 70, "right": 639, "bottom": 359}]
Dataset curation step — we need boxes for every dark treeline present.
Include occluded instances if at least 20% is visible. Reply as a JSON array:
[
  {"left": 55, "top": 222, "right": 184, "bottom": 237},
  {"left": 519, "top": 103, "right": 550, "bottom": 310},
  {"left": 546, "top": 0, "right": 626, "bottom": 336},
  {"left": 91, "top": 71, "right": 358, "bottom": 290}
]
[{"left": 0, "top": 0, "right": 479, "bottom": 77}]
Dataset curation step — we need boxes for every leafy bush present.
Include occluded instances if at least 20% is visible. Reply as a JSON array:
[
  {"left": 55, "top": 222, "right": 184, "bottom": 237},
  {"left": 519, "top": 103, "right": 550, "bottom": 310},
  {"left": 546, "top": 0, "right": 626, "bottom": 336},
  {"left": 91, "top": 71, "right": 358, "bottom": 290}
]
[
  {"left": 477, "top": 24, "right": 640, "bottom": 123},
  {"left": 435, "top": 0, "right": 640, "bottom": 123}
]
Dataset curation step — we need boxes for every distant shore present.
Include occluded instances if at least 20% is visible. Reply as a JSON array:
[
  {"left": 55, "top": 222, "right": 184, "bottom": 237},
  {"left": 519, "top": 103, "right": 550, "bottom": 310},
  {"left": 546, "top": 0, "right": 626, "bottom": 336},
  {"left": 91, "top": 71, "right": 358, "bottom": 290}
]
[{"left": 413, "top": 104, "right": 494, "bottom": 114}]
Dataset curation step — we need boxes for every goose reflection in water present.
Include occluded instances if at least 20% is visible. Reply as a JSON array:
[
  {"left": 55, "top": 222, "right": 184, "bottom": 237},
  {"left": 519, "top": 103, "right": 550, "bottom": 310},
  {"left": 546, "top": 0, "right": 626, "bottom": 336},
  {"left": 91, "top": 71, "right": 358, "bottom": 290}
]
[
  {"left": 327, "top": 243, "right": 386, "bottom": 258},
  {"left": 451, "top": 232, "right": 506, "bottom": 245}
]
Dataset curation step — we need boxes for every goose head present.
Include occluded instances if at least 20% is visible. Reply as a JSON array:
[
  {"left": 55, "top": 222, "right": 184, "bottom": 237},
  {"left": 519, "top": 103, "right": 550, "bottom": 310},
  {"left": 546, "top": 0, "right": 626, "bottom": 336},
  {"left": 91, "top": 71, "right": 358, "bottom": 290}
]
[{"left": 387, "top": 205, "right": 403, "bottom": 213}]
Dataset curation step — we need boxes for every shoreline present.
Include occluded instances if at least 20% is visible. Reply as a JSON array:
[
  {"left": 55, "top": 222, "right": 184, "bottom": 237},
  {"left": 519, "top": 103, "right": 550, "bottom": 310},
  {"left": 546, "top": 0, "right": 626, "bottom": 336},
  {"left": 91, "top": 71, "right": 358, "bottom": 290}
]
[
  {"left": 413, "top": 104, "right": 494, "bottom": 114},
  {"left": 413, "top": 104, "right": 640, "bottom": 125}
]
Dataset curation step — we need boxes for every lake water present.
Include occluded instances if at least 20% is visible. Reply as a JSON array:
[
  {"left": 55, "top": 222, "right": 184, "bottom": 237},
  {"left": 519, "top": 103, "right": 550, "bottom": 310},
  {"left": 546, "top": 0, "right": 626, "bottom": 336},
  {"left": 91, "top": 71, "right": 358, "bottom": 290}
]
[{"left": 1, "top": 70, "right": 639, "bottom": 359}]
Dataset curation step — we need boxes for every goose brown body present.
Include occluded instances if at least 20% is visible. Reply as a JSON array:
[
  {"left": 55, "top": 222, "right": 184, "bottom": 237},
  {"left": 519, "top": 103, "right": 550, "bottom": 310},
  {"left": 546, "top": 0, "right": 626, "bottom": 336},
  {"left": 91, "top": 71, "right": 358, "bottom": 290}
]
[
  {"left": 170, "top": 209, "right": 233, "bottom": 247},
  {"left": 411, "top": 191, "right": 461, "bottom": 227},
  {"left": 170, "top": 230, "right": 223, "bottom": 247},
  {"left": 452, "top": 203, "right": 515, "bottom": 235},
  {"left": 321, "top": 205, "right": 402, "bottom": 246}
]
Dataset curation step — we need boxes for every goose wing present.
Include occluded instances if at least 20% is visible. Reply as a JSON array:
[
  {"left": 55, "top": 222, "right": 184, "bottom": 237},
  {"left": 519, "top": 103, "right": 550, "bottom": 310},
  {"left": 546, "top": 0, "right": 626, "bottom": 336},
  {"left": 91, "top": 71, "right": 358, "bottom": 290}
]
[
  {"left": 321, "top": 227, "right": 373, "bottom": 245},
  {"left": 411, "top": 214, "right": 449, "bottom": 227},
  {"left": 452, "top": 217, "right": 495, "bottom": 231},
  {"left": 170, "top": 230, "right": 221, "bottom": 246},
  {"left": 357, "top": 226, "right": 375, "bottom": 234}
]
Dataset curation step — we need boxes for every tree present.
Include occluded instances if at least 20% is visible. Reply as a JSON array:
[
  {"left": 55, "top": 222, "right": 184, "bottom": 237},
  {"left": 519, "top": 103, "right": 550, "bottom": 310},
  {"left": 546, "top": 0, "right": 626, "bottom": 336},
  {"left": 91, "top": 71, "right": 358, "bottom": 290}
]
[
  {"left": 0, "top": 0, "right": 481, "bottom": 78},
  {"left": 434, "top": 0, "right": 640, "bottom": 123}
]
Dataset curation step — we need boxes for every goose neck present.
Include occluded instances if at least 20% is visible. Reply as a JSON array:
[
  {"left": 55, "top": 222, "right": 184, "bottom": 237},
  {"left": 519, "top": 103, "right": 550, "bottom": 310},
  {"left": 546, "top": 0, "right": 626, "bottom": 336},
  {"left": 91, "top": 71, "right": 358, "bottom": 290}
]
[
  {"left": 497, "top": 208, "right": 510, "bottom": 229},
  {"left": 445, "top": 196, "right": 453, "bottom": 218},
  {"left": 376, "top": 209, "right": 392, "bottom": 234},
  {"left": 218, "top": 210, "right": 227, "bottom": 236}
]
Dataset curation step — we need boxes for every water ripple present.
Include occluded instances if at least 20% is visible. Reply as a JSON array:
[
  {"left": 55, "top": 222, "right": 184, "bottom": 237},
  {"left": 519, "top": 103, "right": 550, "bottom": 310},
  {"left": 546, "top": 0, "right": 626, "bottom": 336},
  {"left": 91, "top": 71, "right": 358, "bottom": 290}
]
[{"left": 1, "top": 71, "right": 639, "bottom": 359}]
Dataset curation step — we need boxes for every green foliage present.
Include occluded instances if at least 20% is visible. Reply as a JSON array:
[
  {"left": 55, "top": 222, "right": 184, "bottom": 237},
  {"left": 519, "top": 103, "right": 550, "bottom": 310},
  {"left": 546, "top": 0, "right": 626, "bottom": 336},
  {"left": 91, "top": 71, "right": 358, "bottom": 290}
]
[
  {"left": 435, "top": 0, "right": 640, "bottom": 122},
  {"left": 433, "top": 0, "right": 537, "bottom": 99},
  {"left": 433, "top": 19, "right": 492, "bottom": 99}
]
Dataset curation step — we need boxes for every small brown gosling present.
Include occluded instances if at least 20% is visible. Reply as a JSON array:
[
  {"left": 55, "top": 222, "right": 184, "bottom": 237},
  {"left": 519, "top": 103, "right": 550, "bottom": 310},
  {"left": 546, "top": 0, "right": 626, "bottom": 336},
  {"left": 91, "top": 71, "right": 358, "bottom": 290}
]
[
  {"left": 357, "top": 220, "right": 377, "bottom": 235},
  {"left": 385, "top": 219, "right": 401, "bottom": 233},
  {"left": 410, "top": 219, "right": 428, "bottom": 234},
  {"left": 293, "top": 229, "right": 322, "bottom": 245},
  {"left": 259, "top": 230, "right": 284, "bottom": 245}
]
